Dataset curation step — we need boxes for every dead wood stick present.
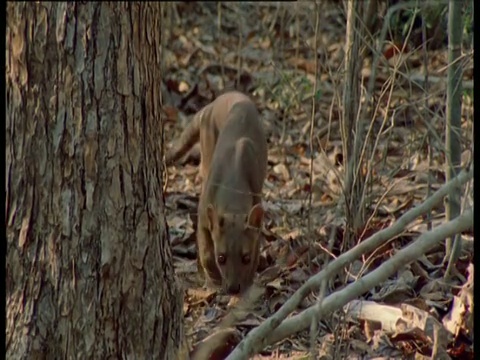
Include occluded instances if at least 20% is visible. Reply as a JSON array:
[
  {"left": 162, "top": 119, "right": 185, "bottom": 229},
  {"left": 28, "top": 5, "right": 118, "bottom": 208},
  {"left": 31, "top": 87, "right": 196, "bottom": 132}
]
[
  {"left": 226, "top": 164, "right": 473, "bottom": 360},
  {"left": 265, "top": 208, "right": 473, "bottom": 346}
]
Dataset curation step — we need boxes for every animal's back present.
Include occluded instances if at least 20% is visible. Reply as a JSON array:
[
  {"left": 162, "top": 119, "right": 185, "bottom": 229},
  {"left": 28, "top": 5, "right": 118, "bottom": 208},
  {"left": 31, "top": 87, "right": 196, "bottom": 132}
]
[{"left": 209, "top": 99, "right": 267, "bottom": 186}]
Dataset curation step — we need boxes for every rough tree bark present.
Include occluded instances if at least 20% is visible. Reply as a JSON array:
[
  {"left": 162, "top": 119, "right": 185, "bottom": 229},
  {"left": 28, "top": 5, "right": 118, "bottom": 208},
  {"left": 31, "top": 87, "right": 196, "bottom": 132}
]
[{"left": 6, "top": 3, "right": 183, "bottom": 358}]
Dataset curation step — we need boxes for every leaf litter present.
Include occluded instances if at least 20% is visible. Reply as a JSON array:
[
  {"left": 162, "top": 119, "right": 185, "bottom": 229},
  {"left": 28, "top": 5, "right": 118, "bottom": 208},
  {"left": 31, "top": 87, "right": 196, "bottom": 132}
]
[{"left": 161, "top": 2, "right": 473, "bottom": 359}]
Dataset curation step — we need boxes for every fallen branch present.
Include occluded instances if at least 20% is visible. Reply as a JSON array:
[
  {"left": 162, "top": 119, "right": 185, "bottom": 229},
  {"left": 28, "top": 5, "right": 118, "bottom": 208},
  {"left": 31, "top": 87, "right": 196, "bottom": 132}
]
[
  {"left": 226, "top": 164, "right": 473, "bottom": 360},
  {"left": 408, "top": 73, "right": 473, "bottom": 91},
  {"left": 266, "top": 208, "right": 472, "bottom": 345}
]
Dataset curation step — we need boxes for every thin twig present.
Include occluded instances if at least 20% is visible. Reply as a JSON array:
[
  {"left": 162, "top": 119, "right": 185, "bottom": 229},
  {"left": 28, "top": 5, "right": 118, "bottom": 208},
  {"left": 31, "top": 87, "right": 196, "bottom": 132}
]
[
  {"left": 307, "top": 0, "right": 320, "bottom": 236},
  {"left": 217, "top": 2, "right": 225, "bottom": 88},
  {"left": 308, "top": 5, "right": 321, "bottom": 354},
  {"left": 422, "top": 9, "right": 433, "bottom": 232}
]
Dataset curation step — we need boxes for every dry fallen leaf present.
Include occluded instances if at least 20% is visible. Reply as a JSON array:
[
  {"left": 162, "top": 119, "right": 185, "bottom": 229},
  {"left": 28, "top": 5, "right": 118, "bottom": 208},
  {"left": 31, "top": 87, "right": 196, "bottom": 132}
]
[
  {"left": 443, "top": 263, "right": 474, "bottom": 339},
  {"left": 190, "top": 328, "right": 242, "bottom": 360}
]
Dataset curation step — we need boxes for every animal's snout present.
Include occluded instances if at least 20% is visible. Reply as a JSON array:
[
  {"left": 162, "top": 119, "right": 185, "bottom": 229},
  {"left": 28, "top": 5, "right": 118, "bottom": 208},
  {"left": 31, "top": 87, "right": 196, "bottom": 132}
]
[{"left": 226, "top": 282, "right": 241, "bottom": 295}]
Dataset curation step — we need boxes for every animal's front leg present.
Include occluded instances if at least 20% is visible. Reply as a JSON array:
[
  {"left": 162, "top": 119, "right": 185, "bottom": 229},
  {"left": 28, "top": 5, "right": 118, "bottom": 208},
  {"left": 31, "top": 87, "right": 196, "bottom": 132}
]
[{"left": 196, "top": 227, "right": 222, "bottom": 288}]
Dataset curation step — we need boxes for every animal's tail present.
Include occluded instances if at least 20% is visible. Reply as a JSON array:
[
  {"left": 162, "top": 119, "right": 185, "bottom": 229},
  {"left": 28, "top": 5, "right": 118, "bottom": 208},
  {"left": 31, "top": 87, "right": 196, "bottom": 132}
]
[{"left": 165, "top": 110, "right": 203, "bottom": 166}]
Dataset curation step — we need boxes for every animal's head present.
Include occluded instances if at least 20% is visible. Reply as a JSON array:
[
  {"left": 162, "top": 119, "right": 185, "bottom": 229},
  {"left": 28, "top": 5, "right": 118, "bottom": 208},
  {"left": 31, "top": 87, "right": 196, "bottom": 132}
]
[{"left": 206, "top": 203, "right": 264, "bottom": 295}]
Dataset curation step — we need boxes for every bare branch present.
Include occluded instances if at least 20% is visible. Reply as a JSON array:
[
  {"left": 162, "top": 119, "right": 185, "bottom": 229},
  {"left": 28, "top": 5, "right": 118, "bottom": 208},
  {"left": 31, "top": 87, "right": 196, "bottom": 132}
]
[
  {"left": 266, "top": 207, "right": 473, "bottom": 345},
  {"left": 226, "top": 164, "right": 473, "bottom": 360}
]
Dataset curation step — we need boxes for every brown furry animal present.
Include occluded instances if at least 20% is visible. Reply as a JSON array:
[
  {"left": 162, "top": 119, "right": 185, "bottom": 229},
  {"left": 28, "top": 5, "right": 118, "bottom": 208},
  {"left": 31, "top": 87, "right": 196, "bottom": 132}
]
[{"left": 166, "top": 91, "right": 267, "bottom": 294}]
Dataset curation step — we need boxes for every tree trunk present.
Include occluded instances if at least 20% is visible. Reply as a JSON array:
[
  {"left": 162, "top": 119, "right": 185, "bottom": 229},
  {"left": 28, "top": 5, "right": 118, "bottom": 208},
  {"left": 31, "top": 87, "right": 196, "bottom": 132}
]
[
  {"left": 6, "top": 3, "right": 183, "bottom": 359},
  {"left": 341, "top": 1, "right": 366, "bottom": 248},
  {"left": 444, "top": 0, "right": 463, "bottom": 276}
]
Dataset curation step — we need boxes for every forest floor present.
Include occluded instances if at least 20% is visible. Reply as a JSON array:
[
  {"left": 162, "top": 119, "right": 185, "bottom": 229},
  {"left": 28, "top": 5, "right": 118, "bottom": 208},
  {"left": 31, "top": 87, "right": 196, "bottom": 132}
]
[{"left": 161, "top": 2, "right": 473, "bottom": 359}]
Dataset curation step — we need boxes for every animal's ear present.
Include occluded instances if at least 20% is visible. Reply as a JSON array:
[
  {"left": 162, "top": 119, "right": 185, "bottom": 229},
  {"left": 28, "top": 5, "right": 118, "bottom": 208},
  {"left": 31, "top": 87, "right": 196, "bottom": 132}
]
[
  {"left": 207, "top": 204, "right": 224, "bottom": 231},
  {"left": 247, "top": 204, "right": 264, "bottom": 229},
  {"left": 206, "top": 204, "right": 216, "bottom": 231}
]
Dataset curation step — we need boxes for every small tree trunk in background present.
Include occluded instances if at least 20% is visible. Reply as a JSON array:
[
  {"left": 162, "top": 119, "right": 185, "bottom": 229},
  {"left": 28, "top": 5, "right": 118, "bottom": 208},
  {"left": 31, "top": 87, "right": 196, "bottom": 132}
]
[
  {"left": 6, "top": 3, "right": 183, "bottom": 358},
  {"left": 341, "top": 1, "right": 366, "bottom": 248},
  {"left": 444, "top": 0, "right": 463, "bottom": 275}
]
